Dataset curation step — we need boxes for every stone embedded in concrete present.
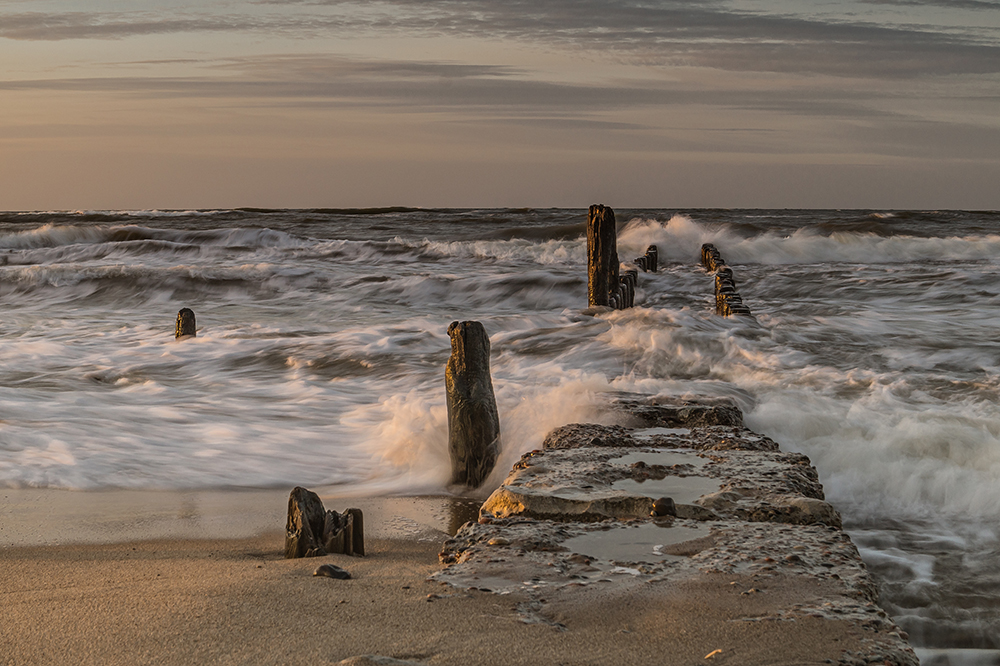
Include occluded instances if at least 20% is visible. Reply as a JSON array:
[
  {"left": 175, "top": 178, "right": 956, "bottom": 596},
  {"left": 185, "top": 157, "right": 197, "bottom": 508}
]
[
  {"left": 446, "top": 320, "right": 501, "bottom": 488},
  {"left": 651, "top": 496, "right": 677, "bottom": 517}
]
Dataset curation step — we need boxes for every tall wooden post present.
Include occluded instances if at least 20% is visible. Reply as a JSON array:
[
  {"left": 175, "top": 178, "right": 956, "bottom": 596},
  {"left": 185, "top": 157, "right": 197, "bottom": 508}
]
[
  {"left": 587, "top": 205, "right": 618, "bottom": 307},
  {"left": 446, "top": 321, "right": 501, "bottom": 488}
]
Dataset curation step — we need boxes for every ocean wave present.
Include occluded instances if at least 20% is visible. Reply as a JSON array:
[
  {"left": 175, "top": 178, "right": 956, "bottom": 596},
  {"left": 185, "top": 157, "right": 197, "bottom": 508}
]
[
  {"left": 413, "top": 237, "right": 586, "bottom": 265},
  {"left": 595, "top": 305, "right": 1000, "bottom": 524},
  {"left": 617, "top": 215, "right": 1000, "bottom": 266},
  {"left": 0, "top": 262, "right": 296, "bottom": 304},
  {"left": 0, "top": 223, "right": 311, "bottom": 252},
  {"left": 0, "top": 222, "right": 591, "bottom": 271}
]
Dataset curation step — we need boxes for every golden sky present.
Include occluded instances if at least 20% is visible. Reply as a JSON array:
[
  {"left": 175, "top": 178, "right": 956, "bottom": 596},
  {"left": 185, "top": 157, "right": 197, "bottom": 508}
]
[{"left": 2, "top": 0, "right": 999, "bottom": 209}]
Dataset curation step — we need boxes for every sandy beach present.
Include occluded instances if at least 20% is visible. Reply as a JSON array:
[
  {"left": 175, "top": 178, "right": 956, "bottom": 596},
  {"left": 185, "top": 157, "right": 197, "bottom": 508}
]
[{"left": 3, "top": 527, "right": 886, "bottom": 666}]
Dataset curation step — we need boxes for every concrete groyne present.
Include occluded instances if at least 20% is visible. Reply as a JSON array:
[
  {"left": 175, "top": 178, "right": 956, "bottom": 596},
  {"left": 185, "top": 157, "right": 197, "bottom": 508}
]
[
  {"left": 429, "top": 211, "right": 917, "bottom": 665},
  {"left": 434, "top": 398, "right": 918, "bottom": 665}
]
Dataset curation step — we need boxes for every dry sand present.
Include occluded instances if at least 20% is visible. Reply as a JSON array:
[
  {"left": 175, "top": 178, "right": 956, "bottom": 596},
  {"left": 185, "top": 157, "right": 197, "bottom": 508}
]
[{"left": 3, "top": 529, "right": 877, "bottom": 666}]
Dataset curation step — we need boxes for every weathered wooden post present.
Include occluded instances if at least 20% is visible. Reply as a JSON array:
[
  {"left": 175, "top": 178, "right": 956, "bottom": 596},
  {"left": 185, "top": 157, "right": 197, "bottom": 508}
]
[
  {"left": 285, "top": 486, "right": 365, "bottom": 559},
  {"left": 285, "top": 486, "right": 327, "bottom": 558},
  {"left": 346, "top": 508, "right": 365, "bottom": 556},
  {"left": 701, "top": 243, "right": 724, "bottom": 272},
  {"left": 646, "top": 245, "right": 658, "bottom": 272},
  {"left": 175, "top": 308, "right": 196, "bottom": 339},
  {"left": 701, "top": 247, "right": 754, "bottom": 318},
  {"left": 633, "top": 245, "right": 658, "bottom": 274},
  {"left": 619, "top": 274, "right": 634, "bottom": 308},
  {"left": 446, "top": 321, "right": 501, "bottom": 488},
  {"left": 587, "top": 205, "right": 619, "bottom": 307}
]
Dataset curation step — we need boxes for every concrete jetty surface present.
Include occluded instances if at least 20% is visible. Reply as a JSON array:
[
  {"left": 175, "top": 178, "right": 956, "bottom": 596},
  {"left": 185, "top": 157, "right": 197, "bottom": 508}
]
[{"left": 434, "top": 396, "right": 920, "bottom": 666}]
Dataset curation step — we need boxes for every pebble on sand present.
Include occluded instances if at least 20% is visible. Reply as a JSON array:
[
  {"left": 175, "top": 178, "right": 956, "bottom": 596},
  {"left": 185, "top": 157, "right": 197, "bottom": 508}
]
[{"left": 314, "top": 563, "right": 351, "bottom": 580}]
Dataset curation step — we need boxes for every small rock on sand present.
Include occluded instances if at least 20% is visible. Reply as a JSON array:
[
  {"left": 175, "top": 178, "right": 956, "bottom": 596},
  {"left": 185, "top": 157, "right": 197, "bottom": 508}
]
[{"left": 314, "top": 563, "right": 351, "bottom": 580}]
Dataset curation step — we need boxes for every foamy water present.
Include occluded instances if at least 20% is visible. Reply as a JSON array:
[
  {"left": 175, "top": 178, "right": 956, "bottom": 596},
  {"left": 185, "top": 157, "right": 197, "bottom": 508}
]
[{"left": 2, "top": 207, "right": 999, "bottom": 657}]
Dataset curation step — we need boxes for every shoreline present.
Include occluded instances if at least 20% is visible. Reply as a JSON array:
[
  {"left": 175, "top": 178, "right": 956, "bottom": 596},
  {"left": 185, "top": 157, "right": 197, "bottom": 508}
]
[
  {"left": 3, "top": 396, "right": 924, "bottom": 665},
  {"left": 0, "top": 489, "right": 482, "bottom": 549},
  {"left": 0, "top": 532, "right": 901, "bottom": 666}
]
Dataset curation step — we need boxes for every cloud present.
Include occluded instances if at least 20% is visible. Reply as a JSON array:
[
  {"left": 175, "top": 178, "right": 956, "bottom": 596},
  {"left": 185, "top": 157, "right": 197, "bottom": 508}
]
[
  {"left": 328, "top": 0, "right": 1000, "bottom": 78},
  {"left": 861, "top": 0, "right": 1000, "bottom": 10},
  {"left": 0, "top": 53, "right": 898, "bottom": 122},
  {"left": 3, "top": 1, "right": 999, "bottom": 79},
  {"left": 0, "top": 12, "right": 264, "bottom": 40}
]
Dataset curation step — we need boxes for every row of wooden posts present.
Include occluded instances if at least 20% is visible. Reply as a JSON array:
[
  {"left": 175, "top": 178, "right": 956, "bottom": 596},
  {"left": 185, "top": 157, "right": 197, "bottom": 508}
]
[
  {"left": 700, "top": 243, "right": 753, "bottom": 317},
  {"left": 171, "top": 207, "right": 752, "bottom": 560}
]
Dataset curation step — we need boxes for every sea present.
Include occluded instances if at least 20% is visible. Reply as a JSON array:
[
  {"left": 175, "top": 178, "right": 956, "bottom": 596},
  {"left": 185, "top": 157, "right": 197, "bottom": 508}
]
[{"left": 1, "top": 207, "right": 999, "bottom": 663}]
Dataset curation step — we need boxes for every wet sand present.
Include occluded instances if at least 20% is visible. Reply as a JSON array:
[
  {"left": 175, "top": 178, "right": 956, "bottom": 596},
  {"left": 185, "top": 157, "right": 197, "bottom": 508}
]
[{"left": 2, "top": 531, "right": 874, "bottom": 666}]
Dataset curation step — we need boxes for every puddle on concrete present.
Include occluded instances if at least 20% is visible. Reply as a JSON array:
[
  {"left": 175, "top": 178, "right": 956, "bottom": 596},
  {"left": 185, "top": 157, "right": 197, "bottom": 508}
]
[
  {"left": 562, "top": 522, "right": 709, "bottom": 564},
  {"left": 608, "top": 448, "right": 718, "bottom": 504},
  {"left": 609, "top": 449, "right": 706, "bottom": 469},
  {"left": 632, "top": 427, "right": 691, "bottom": 438},
  {"left": 612, "top": 477, "right": 720, "bottom": 504}
]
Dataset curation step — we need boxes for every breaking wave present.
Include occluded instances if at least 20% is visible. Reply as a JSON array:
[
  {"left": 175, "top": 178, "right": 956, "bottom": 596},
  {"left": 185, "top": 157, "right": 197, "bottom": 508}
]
[{"left": 618, "top": 215, "right": 1000, "bottom": 266}]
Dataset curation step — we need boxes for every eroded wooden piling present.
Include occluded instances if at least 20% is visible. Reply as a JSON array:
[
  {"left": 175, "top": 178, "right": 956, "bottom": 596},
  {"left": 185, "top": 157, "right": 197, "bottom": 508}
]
[
  {"left": 284, "top": 486, "right": 365, "bottom": 559},
  {"left": 446, "top": 321, "right": 501, "bottom": 488},
  {"left": 586, "top": 206, "right": 656, "bottom": 310},
  {"left": 587, "top": 205, "right": 619, "bottom": 307},
  {"left": 635, "top": 245, "right": 658, "bottom": 273}
]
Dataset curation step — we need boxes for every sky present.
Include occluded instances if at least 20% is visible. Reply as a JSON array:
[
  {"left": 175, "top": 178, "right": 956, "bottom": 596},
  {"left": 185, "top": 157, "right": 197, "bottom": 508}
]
[{"left": 1, "top": 0, "right": 999, "bottom": 210}]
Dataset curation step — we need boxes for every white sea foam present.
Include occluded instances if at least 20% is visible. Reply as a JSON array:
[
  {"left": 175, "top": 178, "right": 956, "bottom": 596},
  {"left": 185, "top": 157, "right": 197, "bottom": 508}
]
[
  {"left": 416, "top": 237, "right": 586, "bottom": 266},
  {"left": 618, "top": 215, "right": 1000, "bottom": 265},
  {"left": 597, "top": 304, "right": 1000, "bottom": 523}
]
